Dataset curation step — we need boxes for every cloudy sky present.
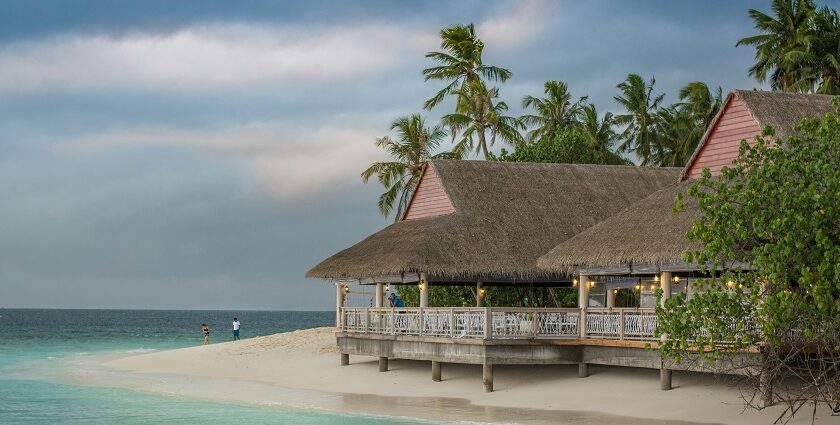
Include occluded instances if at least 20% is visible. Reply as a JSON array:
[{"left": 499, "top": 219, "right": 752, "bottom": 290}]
[{"left": 1, "top": 0, "right": 786, "bottom": 310}]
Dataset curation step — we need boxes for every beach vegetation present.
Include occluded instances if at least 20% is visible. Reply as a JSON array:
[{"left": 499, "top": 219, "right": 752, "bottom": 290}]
[{"left": 658, "top": 101, "right": 840, "bottom": 421}]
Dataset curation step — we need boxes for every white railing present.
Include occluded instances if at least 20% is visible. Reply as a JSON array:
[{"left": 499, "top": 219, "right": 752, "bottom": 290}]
[
  {"left": 339, "top": 307, "right": 581, "bottom": 340},
  {"left": 585, "top": 308, "right": 658, "bottom": 340}
]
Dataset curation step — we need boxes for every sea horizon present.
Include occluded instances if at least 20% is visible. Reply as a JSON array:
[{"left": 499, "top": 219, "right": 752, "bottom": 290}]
[{"left": 0, "top": 309, "right": 429, "bottom": 425}]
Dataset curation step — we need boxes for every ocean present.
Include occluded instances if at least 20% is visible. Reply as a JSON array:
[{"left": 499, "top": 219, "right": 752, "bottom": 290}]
[{"left": 0, "top": 309, "right": 430, "bottom": 424}]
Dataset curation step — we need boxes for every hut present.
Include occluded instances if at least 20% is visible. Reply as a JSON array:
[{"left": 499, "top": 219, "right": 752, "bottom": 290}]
[
  {"left": 307, "top": 159, "right": 679, "bottom": 390},
  {"left": 306, "top": 90, "right": 836, "bottom": 392}
]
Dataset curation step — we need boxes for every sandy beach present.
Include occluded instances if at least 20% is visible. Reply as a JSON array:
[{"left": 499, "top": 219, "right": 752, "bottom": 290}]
[{"left": 58, "top": 328, "right": 827, "bottom": 425}]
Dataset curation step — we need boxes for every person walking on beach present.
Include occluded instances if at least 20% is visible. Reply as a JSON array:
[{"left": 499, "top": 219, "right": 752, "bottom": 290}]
[
  {"left": 232, "top": 318, "right": 241, "bottom": 341},
  {"left": 202, "top": 324, "right": 210, "bottom": 345}
]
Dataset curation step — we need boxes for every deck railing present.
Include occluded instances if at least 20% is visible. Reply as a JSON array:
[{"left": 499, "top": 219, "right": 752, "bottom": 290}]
[
  {"left": 339, "top": 307, "right": 658, "bottom": 341},
  {"left": 584, "top": 308, "right": 658, "bottom": 340}
]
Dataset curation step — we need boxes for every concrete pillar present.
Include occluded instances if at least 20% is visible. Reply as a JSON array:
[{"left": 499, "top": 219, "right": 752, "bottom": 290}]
[
  {"left": 607, "top": 287, "right": 616, "bottom": 308},
  {"left": 578, "top": 273, "right": 589, "bottom": 338},
  {"left": 375, "top": 283, "right": 384, "bottom": 308},
  {"left": 419, "top": 273, "right": 429, "bottom": 308},
  {"left": 378, "top": 356, "right": 388, "bottom": 372},
  {"left": 476, "top": 282, "right": 485, "bottom": 307},
  {"left": 340, "top": 353, "right": 349, "bottom": 366},
  {"left": 336, "top": 284, "right": 345, "bottom": 328},
  {"left": 482, "top": 361, "right": 493, "bottom": 392},
  {"left": 432, "top": 361, "right": 442, "bottom": 382},
  {"left": 660, "top": 367, "right": 672, "bottom": 390},
  {"left": 578, "top": 362, "right": 589, "bottom": 378}
]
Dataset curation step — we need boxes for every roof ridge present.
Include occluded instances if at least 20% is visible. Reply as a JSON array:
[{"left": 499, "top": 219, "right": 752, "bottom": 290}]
[{"left": 429, "top": 159, "right": 681, "bottom": 171}]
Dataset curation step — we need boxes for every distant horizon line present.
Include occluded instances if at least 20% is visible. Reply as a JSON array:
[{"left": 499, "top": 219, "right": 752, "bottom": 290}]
[{"left": 0, "top": 307, "right": 333, "bottom": 312}]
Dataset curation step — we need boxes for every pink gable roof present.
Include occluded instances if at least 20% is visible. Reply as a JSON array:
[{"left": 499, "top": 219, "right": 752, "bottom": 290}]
[{"left": 402, "top": 163, "right": 455, "bottom": 220}]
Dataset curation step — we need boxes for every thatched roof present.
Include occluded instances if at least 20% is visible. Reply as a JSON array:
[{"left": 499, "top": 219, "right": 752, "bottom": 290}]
[
  {"left": 307, "top": 160, "right": 681, "bottom": 282},
  {"left": 537, "top": 181, "right": 701, "bottom": 274},
  {"left": 682, "top": 90, "right": 835, "bottom": 179}
]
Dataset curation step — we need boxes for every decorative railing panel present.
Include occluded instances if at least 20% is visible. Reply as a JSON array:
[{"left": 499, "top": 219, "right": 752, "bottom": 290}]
[
  {"left": 339, "top": 307, "right": 582, "bottom": 340},
  {"left": 584, "top": 308, "right": 658, "bottom": 340}
]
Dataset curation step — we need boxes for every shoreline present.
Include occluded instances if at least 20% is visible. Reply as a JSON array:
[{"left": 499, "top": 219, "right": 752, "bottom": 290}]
[{"left": 58, "top": 328, "right": 829, "bottom": 424}]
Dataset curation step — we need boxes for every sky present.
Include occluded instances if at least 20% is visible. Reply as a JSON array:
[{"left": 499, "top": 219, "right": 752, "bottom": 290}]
[{"left": 0, "top": 0, "right": 808, "bottom": 310}]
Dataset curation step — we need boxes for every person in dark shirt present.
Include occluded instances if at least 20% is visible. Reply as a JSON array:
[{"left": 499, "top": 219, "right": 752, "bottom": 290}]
[{"left": 388, "top": 293, "right": 405, "bottom": 308}]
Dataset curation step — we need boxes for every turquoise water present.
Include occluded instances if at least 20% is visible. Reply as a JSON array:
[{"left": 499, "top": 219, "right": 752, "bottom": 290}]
[{"left": 0, "top": 309, "right": 430, "bottom": 424}]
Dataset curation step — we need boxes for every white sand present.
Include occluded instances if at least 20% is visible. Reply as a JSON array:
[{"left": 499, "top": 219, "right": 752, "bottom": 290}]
[{"left": 93, "top": 328, "right": 834, "bottom": 424}]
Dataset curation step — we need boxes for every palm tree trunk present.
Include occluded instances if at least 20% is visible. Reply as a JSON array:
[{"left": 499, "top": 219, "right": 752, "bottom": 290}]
[{"left": 478, "top": 130, "right": 489, "bottom": 160}]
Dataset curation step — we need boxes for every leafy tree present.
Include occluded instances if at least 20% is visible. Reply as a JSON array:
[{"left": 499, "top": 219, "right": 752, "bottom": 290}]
[
  {"left": 441, "top": 80, "right": 524, "bottom": 159},
  {"left": 659, "top": 101, "right": 840, "bottom": 422},
  {"left": 736, "top": 0, "right": 817, "bottom": 91},
  {"left": 493, "top": 126, "right": 628, "bottom": 165},
  {"left": 614, "top": 74, "right": 665, "bottom": 165},
  {"left": 361, "top": 114, "right": 457, "bottom": 220},
  {"left": 520, "top": 80, "right": 588, "bottom": 142},
  {"left": 422, "top": 23, "right": 512, "bottom": 112}
]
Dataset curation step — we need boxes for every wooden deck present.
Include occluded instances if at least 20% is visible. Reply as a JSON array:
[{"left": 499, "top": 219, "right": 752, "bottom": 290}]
[{"left": 336, "top": 307, "right": 758, "bottom": 392}]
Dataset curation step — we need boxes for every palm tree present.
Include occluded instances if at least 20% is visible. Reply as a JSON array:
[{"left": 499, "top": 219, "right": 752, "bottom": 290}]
[
  {"left": 441, "top": 81, "right": 525, "bottom": 159},
  {"left": 520, "top": 80, "right": 588, "bottom": 142},
  {"left": 653, "top": 106, "right": 703, "bottom": 167},
  {"left": 577, "top": 104, "right": 628, "bottom": 165},
  {"left": 361, "top": 114, "right": 456, "bottom": 220},
  {"left": 736, "top": 0, "right": 816, "bottom": 91},
  {"left": 652, "top": 82, "right": 722, "bottom": 167},
  {"left": 422, "top": 23, "right": 512, "bottom": 112},
  {"left": 678, "top": 82, "right": 723, "bottom": 129},
  {"left": 811, "top": 6, "right": 840, "bottom": 94},
  {"left": 614, "top": 74, "right": 665, "bottom": 165}
]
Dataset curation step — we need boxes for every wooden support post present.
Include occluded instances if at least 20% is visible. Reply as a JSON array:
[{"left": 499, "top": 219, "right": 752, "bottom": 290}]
[
  {"left": 483, "top": 307, "right": 492, "bottom": 339},
  {"left": 336, "top": 284, "right": 345, "bottom": 328},
  {"left": 578, "top": 362, "right": 589, "bottom": 378},
  {"left": 482, "top": 361, "right": 493, "bottom": 392},
  {"left": 578, "top": 273, "right": 589, "bottom": 338},
  {"left": 607, "top": 287, "right": 616, "bottom": 308},
  {"left": 375, "top": 283, "right": 384, "bottom": 308},
  {"left": 378, "top": 356, "right": 388, "bottom": 372},
  {"left": 660, "top": 367, "right": 672, "bottom": 390},
  {"left": 619, "top": 309, "right": 626, "bottom": 340},
  {"left": 449, "top": 308, "right": 455, "bottom": 338},
  {"left": 419, "top": 273, "right": 429, "bottom": 308},
  {"left": 659, "top": 271, "right": 673, "bottom": 389},
  {"left": 660, "top": 271, "right": 672, "bottom": 307},
  {"left": 432, "top": 361, "right": 442, "bottom": 382},
  {"left": 340, "top": 353, "right": 349, "bottom": 366},
  {"left": 476, "top": 282, "right": 484, "bottom": 307}
]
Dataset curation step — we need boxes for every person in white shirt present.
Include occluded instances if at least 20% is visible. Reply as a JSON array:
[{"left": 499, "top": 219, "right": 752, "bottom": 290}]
[{"left": 232, "top": 318, "right": 241, "bottom": 341}]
